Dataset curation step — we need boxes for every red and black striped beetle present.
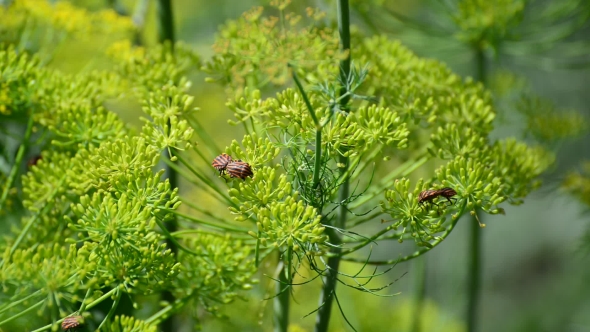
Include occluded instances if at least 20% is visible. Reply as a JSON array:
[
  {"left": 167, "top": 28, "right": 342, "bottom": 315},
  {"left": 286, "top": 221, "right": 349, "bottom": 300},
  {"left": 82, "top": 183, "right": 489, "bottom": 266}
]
[
  {"left": 418, "top": 187, "right": 457, "bottom": 209},
  {"left": 226, "top": 160, "right": 254, "bottom": 180},
  {"left": 211, "top": 153, "right": 233, "bottom": 175},
  {"left": 61, "top": 316, "right": 82, "bottom": 331}
]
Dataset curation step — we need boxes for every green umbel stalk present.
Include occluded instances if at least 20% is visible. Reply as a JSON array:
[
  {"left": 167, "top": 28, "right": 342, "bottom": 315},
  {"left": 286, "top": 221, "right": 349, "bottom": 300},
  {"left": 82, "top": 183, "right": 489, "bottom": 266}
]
[
  {"left": 314, "top": 1, "right": 351, "bottom": 332},
  {"left": 467, "top": 47, "right": 487, "bottom": 332}
]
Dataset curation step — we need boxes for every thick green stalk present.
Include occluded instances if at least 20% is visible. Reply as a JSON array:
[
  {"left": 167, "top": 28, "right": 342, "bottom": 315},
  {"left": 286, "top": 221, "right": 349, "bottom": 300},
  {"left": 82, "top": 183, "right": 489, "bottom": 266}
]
[
  {"left": 466, "top": 46, "right": 487, "bottom": 332},
  {"left": 274, "top": 253, "right": 291, "bottom": 332},
  {"left": 410, "top": 256, "right": 426, "bottom": 332},
  {"left": 314, "top": 1, "right": 351, "bottom": 332},
  {"left": 467, "top": 212, "right": 482, "bottom": 332},
  {"left": 156, "top": 0, "right": 176, "bottom": 329},
  {"left": 156, "top": 0, "right": 175, "bottom": 45}
]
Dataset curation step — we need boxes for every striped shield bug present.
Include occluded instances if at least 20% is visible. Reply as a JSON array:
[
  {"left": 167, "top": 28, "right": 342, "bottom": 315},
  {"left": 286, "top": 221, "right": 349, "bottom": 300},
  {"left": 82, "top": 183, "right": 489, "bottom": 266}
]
[
  {"left": 212, "top": 153, "right": 233, "bottom": 175},
  {"left": 226, "top": 160, "right": 254, "bottom": 180},
  {"left": 61, "top": 316, "right": 82, "bottom": 330}
]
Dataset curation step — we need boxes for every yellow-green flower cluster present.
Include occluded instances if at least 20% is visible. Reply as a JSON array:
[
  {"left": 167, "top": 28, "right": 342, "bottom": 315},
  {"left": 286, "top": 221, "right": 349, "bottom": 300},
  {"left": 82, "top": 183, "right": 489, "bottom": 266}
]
[
  {"left": 563, "top": 161, "right": 590, "bottom": 207},
  {"left": 0, "top": 0, "right": 134, "bottom": 50},
  {"left": 491, "top": 138, "right": 554, "bottom": 202},
  {"left": 436, "top": 138, "right": 554, "bottom": 213},
  {"left": 357, "top": 35, "right": 495, "bottom": 133},
  {"left": 381, "top": 178, "right": 448, "bottom": 245},
  {"left": 253, "top": 195, "right": 327, "bottom": 251},
  {"left": 68, "top": 136, "right": 160, "bottom": 194},
  {"left": 517, "top": 95, "right": 588, "bottom": 143},
  {"left": 141, "top": 85, "right": 195, "bottom": 153},
  {"left": 429, "top": 124, "right": 489, "bottom": 160},
  {"left": 228, "top": 166, "right": 292, "bottom": 221},
  {"left": 225, "top": 133, "right": 281, "bottom": 168},
  {"left": 174, "top": 234, "right": 256, "bottom": 308},
  {"left": 453, "top": 0, "right": 525, "bottom": 50},
  {"left": 70, "top": 193, "right": 180, "bottom": 293},
  {"left": 104, "top": 315, "right": 157, "bottom": 332},
  {"left": 436, "top": 156, "right": 505, "bottom": 214},
  {"left": 203, "top": 5, "right": 343, "bottom": 89},
  {"left": 0, "top": 47, "right": 41, "bottom": 116},
  {"left": 35, "top": 71, "right": 126, "bottom": 149},
  {"left": 0, "top": 244, "right": 82, "bottom": 317}
]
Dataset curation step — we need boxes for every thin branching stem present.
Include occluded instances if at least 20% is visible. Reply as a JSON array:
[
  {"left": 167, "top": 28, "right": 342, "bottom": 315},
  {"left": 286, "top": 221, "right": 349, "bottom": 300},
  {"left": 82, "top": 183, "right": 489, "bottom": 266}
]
[
  {"left": 173, "top": 211, "right": 249, "bottom": 233},
  {"left": 342, "top": 200, "right": 468, "bottom": 265},
  {"left": 290, "top": 65, "right": 323, "bottom": 190},
  {"left": 31, "top": 286, "right": 122, "bottom": 332},
  {"left": 0, "top": 299, "right": 44, "bottom": 326},
  {"left": 349, "top": 155, "right": 429, "bottom": 209}
]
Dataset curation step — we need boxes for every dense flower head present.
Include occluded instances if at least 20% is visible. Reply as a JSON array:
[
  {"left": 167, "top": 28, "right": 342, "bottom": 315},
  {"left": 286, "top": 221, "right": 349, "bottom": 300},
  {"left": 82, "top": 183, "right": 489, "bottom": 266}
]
[
  {"left": 381, "top": 178, "right": 450, "bottom": 245},
  {"left": 0, "top": 47, "right": 41, "bottom": 116},
  {"left": 453, "top": 0, "right": 525, "bottom": 49},
  {"left": 174, "top": 234, "right": 256, "bottom": 308},
  {"left": 225, "top": 133, "right": 281, "bottom": 168},
  {"left": 254, "top": 195, "right": 327, "bottom": 251},
  {"left": 141, "top": 85, "right": 195, "bottom": 152},
  {"left": 70, "top": 193, "right": 180, "bottom": 293},
  {"left": 0, "top": 244, "right": 82, "bottom": 317},
  {"left": 228, "top": 166, "right": 292, "bottom": 221},
  {"left": 104, "top": 315, "right": 157, "bottom": 332},
  {"left": 68, "top": 136, "right": 160, "bottom": 194},
  {"left": 356, "top": 36, "right": 495, "bottom": 133}
]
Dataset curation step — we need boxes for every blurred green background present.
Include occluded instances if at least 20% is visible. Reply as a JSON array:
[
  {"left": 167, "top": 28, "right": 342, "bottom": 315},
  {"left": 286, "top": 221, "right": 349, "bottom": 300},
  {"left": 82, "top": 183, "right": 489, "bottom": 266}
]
[{"left": 21, "top": 0, "right": 590, "bottom": 331}]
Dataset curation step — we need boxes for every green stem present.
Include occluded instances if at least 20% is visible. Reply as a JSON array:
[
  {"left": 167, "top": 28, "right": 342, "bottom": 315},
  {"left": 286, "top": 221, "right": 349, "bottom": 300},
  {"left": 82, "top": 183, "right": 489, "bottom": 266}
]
[
  {"left": 144, "top": 296, "right": 189, "bottom": 325},
  {"left": 349, "top": 155, "right": 429, "bottom": 210},
  {"left": 156, "top": 0, "right": 174, "bottom": 45},
  {"left": 31, "top": 287, "right": 121, "bottom": 332},
  {"left": 0, "top": 290, "right": 42, "bottom": 315},
  {"left": 173, "top": 210, "right": 249, "bottom": 233},
  {"left": 273, "top": 252, "right": 291, "bottom": 332},
  {"left": 314, "top": 2, "right": 350, "bottom": 332},
  {"left": 290, "top": 66, "right": 322, "bottom": 189},
  {"left": 0, "top": 114, "right": 34, "bottom": 212},
  {"left": 467, "top": 213, "right": 482, "bottom": 332},
  {"left": 466, "top": 46, "right": 486, "bottom": 332},
  {"left": 0, "top": 299, "right": 44, "bottom": 326},
  {"left": 410, "top": 256, "right": 426, "bottom": 332},
  {"left": 96, "top": 287, "right": 122, "bottom": 331}
]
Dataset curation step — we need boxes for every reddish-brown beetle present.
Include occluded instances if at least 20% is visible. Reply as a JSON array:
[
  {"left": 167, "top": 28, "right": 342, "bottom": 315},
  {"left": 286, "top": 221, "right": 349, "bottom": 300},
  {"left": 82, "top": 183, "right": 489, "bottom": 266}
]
[{"left": 418, "top": 187, "right": 457, "bottom": 209}]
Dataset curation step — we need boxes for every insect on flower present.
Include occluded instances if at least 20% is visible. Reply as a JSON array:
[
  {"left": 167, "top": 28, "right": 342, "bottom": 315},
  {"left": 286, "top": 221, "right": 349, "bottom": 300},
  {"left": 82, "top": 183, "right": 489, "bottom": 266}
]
[
  {"left": 226, "top": 160, "right": 254, "bottom": 180},
  {"left": 418, "top": 187, "right": 457, "bottom": 209},
  {"left": 212, "top": 153, "right": 233, "bottom": 175},
  {"left": 61, "top": 316, "right": 82, "bottom": 331}
]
